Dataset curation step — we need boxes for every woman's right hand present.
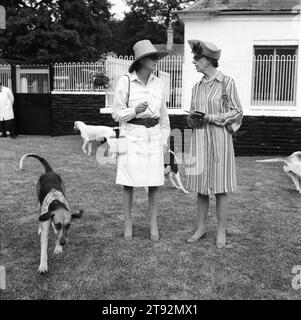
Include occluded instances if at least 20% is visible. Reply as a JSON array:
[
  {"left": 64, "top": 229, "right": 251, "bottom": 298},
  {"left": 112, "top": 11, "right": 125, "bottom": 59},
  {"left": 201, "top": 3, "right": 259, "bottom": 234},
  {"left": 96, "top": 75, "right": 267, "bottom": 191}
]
[{"left": 135, "top": 102, "right": 148, "bottom": 114}]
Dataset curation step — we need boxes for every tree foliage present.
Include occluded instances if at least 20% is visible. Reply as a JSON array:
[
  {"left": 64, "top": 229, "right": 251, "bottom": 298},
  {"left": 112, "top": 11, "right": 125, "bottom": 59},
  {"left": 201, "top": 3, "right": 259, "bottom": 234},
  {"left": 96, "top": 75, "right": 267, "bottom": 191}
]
[
  {"left": 110, "top": 0, "right": 193, "bottom": 56},
  {"left": 0, "top": 0, "right": 112, "bottom": 63},
  {"left": 0, "top": 0, "right": 193, "bottom": 62}
]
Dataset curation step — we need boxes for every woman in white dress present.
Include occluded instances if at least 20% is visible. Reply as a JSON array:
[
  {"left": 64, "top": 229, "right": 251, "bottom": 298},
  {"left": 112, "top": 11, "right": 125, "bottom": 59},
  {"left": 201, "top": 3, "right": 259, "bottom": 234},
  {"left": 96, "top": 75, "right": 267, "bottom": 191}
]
[{"left": 112, "top": 40, "right": 170, "bottom": 241}]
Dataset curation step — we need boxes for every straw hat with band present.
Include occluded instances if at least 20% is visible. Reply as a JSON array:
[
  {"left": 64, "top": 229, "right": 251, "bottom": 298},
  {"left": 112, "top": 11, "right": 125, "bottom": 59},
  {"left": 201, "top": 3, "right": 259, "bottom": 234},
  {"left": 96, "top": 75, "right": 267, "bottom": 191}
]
[
  {"left": 188, "top": 39, "right": 221, "bottom": 60},
  {"left": 128, "top": 40, "right": 168, "bottom": 73}
]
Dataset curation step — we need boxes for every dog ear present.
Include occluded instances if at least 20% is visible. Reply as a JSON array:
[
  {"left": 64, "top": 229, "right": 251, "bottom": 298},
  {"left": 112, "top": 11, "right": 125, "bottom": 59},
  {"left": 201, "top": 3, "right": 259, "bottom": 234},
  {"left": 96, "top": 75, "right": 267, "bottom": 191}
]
[
  {"left": 39, "top": 211, "right": 54, "bottom": 222},
  {"left": 71, "top": 209, "right": 83, "bottom": 219}
]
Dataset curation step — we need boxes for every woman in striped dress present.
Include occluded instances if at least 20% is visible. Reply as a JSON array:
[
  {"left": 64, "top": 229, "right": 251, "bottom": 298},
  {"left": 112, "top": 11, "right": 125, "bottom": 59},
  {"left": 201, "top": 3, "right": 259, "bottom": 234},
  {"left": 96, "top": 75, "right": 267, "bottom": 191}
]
[{"left": 186, "top": 40, "right": 243, "bottom": 248}]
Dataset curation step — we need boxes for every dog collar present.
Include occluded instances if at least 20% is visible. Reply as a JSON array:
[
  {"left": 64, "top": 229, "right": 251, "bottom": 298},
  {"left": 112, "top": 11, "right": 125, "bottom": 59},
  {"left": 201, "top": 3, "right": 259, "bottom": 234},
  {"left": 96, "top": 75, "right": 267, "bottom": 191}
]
[{"left": 40, "top": 189, "right": 69, "bottom": 216}]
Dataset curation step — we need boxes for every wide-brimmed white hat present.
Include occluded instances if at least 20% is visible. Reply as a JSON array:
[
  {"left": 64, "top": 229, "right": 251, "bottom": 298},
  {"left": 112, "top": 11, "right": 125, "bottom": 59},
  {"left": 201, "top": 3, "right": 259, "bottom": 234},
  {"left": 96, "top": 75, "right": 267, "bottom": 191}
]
[{"left": 129, "top": 39, "right": 168, "bottom": 73}]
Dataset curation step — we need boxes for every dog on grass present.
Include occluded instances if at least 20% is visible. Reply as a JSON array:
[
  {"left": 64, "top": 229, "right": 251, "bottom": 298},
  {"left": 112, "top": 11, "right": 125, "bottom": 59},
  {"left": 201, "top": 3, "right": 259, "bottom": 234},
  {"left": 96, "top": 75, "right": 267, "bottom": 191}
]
[
  {"left": 144, "top": 149, "right": 189, "bottom": 194},
  {"left": 20, "top": 153, "right": 83, "bottom": 274},
  {"left": 164, "top": 149, "right": 189, "bottom": 193},
  {"left": 74, "top": 121, "right": 116, "bottom": 156},
  {"left": 256, "top": 151, "right": 301, "bottom": 194}
]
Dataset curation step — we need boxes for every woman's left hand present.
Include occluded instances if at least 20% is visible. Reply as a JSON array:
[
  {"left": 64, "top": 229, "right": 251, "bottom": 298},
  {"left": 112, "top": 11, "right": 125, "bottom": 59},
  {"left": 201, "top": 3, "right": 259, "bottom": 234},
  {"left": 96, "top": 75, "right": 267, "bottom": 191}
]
[{"left": 187, "top": 114, "right": 202, "bottom": 128}]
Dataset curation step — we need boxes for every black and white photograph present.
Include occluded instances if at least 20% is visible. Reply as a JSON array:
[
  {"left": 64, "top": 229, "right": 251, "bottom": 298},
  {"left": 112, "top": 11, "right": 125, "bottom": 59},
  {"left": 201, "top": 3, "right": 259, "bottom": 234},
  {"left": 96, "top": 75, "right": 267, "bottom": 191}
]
[{"left": 1, "top": 0, "right": 301, "bottom": 305}]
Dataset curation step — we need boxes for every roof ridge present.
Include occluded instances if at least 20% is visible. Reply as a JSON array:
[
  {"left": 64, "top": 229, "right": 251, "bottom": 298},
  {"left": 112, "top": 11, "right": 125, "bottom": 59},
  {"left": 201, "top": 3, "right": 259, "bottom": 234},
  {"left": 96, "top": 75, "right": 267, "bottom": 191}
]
[{"left": 182, "top": 0, "right": 301, "bottom": 13}]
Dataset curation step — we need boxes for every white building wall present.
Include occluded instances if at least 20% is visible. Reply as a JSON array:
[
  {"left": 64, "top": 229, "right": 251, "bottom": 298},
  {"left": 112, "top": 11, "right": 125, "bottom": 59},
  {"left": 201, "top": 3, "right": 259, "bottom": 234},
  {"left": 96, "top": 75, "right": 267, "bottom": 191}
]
[{"left": 181, "top": 14, "right": 301, "bottom": 117}]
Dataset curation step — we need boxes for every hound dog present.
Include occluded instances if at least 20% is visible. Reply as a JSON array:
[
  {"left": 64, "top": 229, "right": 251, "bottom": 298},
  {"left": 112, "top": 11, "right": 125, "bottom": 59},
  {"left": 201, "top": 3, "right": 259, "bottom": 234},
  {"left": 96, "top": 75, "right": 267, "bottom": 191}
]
[
  {"left": 256, "top": 151, "right": 301, "bottom": 194},
  {"left": 20, "top": 154, "right": 83, "bottom": 274},
  {"left": 164, "top": 149, "right": 189, "bottom": 193},
  {"left": 144, "top": 149, "right": 188, "bottom": 194},
  {"left": 74, "top": 121, "right": 116, "bottom": 156}
]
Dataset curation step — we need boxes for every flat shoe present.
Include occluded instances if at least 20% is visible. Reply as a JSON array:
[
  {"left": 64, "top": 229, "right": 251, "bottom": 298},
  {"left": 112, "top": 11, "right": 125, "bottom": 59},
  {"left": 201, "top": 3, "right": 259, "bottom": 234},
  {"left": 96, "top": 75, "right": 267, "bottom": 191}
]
[
  {"left": 124, "top": 225, "right": 132, "bottom": 241},
  {"left": 150, "top": 234, "right": 159, "bottom": 242},
  {"left": 216, "top": 231, "right": 227, "bottom": 248},
  {"left": 216, "top": 242, "right": 226, "bottom": 249},
  {"left": 186, "top": 230, "right": 207, "bottom": 243}
]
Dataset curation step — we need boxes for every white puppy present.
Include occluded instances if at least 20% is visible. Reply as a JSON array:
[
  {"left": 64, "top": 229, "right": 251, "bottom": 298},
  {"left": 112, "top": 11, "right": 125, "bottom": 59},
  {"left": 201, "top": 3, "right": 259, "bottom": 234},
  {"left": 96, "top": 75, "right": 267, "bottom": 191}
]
[
  {"left": 256, "top": 151, "right": 301, "bottom": 194},
  {"left": 74, "top": 121, "right": 116, "bottom": 156}
]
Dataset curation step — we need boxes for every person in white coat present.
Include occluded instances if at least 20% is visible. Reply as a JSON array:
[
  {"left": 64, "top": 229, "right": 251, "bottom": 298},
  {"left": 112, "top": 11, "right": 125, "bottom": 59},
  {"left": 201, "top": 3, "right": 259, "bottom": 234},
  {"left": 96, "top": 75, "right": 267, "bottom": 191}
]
[
  {"left": 0, "top": 82, "right": 16, "bottom": 138},
  {"left": 112, "top": 40, "right": 170, "bottom": 241}
]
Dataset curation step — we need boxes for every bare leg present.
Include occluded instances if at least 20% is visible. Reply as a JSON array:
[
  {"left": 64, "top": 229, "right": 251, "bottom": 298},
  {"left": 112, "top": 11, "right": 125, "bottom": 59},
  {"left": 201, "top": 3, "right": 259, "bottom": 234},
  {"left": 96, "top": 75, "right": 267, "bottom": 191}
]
[
  {"left": 215, "top": 193, "right": 228, "bottom": 248},
  {"left": 148, "top": 186, "right": 159, "bottom": 241},
  {"left": 123, "top": 185, "right": 133, "bottom": 240},
  {"left": 187, "top": 193, "right": 209, "bottom": 243}
]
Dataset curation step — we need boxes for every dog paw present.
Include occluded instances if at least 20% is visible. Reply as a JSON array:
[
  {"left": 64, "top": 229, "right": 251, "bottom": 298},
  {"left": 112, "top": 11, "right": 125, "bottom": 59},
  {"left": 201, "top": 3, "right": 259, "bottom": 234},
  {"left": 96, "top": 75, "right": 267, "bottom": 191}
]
[
  {"left": 54, "top": 245, "right": 63, "bottom": 255},
  {"left": 39, "top": 264, "right": 48, "bottom": 274}
]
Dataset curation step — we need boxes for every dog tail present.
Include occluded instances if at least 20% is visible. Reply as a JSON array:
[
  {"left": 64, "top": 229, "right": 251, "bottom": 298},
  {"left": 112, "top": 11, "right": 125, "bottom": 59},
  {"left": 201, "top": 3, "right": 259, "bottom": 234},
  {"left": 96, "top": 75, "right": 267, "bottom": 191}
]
[
  {"left": 20, "top": 154, "right": 54, "bottom": 173},
  {"left": 256, "top": 158, "right": 288, "bottom": 164}
]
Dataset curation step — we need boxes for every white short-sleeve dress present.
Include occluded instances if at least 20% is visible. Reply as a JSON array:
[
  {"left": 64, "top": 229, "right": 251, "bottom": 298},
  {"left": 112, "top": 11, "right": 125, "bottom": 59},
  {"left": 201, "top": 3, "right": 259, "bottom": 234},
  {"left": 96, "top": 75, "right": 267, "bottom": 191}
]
[{"left": 112, "top": 71, "right": 170, "bottom": 187}]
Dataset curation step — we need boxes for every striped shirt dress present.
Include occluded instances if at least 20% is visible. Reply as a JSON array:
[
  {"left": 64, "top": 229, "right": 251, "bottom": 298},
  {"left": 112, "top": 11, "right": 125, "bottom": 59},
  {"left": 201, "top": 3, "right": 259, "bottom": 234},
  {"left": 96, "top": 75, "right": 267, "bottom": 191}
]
[{"left": 186, "top": 71, "right": 243, "bottom": 195}]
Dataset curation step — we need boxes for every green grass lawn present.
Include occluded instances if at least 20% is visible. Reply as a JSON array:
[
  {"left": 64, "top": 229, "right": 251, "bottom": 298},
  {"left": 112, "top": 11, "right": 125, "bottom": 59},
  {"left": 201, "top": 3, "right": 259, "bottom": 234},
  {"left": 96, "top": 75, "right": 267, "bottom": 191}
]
[{"left": 1, "top": 135, "right": 300, "bottom": 300}]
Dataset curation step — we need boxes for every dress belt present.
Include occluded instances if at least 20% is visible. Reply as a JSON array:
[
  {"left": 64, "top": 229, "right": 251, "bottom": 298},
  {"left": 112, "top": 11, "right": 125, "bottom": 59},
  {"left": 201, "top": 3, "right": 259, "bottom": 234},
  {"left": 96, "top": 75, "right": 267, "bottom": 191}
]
[{"left": 128, "top": 117, "right": 159, "bottom": 128}]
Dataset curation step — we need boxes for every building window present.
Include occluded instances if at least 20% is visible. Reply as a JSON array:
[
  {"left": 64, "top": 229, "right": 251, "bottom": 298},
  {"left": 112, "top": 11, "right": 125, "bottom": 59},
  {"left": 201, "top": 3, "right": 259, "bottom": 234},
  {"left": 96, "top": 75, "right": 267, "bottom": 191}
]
[{"left": 252, "top": 46, "right": 298, "bottom": 106}]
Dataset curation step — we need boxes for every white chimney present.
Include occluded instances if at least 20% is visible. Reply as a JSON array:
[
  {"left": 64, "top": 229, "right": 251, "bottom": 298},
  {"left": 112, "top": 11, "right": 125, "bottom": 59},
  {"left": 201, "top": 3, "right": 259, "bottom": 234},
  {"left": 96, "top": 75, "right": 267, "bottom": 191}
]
[{"left": 167, "top": 24, "right": 174, "bottom": 51}]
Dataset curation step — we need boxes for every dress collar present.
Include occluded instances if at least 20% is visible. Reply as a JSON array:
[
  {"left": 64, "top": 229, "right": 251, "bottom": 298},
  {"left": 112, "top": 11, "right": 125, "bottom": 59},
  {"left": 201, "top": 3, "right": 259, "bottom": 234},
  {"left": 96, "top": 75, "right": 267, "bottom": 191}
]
[
  {"left": 128, "top": 71, "right": 155, "bottom": 84},
  {"left": 202, "top": 70, "right": 223, "bottom": 83}
]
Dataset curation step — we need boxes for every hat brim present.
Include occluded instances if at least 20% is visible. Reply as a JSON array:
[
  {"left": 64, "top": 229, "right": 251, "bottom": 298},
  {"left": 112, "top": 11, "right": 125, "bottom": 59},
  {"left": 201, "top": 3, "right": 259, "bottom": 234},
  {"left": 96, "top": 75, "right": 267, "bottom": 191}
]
[
  {"left": 188, "top": 39, "right": 221, "bottom": 60},
  {"left": 188, "top": 39, "right": 205, "bottom": 50},
  {"left": 128, "top": 51, "right": 168, "bottom": 73}
]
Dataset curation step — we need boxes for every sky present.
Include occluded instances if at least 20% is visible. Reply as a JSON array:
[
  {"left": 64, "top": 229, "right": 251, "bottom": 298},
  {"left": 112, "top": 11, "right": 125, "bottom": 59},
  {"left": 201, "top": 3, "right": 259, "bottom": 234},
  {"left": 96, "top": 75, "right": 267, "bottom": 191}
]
[{"left": 109, "top": 0, "right": 130, "bottom": 20}]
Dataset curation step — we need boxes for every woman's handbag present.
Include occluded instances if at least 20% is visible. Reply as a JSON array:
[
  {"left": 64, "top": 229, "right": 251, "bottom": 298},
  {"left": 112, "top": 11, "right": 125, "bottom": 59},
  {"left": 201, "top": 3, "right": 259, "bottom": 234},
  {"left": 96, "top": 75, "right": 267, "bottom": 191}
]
[{"left": 221, "top": 77, "right": 242, "bottom": 134}]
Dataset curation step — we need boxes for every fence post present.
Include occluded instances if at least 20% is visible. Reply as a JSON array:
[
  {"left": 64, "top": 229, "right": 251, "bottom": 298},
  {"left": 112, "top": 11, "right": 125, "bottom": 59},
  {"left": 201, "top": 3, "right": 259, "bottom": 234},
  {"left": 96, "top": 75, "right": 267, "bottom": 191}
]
[
  {"left": 49, "top": 64, "right": 54, "bottom": 92},
  {"left": 11, "top": 64, "right": 16, "bottom": 93}
]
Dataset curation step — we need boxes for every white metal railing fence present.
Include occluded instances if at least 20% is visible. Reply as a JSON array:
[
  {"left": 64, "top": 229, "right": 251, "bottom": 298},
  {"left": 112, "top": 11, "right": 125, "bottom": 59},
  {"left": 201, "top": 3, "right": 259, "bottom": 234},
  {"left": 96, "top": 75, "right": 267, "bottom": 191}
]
[
  {"left": 157, "top": 56, "right": 183, "bottom": 109},
  {"left": 105, "top": 55, "right": 184, "bottom": 109},
  {"left": 53, "top": 55, "right": 298, "bottom": 109},
  {"left": 105, "top": 56, "right": 133, "bottom": 107},
  {"left": 0, "top": 64, "right": 12, "bottom": 89},
  {"left": 187, "top": 55, "right": 298, "bottom": 110},
  {"left": 53, "top": 62, "right": 106, "bottom": 92},
  {"left": 53, "top": 56, "right": 185, "bottom": 109},
  {"left": 251, "top": 55, "right": 298, "bottom": 106}
]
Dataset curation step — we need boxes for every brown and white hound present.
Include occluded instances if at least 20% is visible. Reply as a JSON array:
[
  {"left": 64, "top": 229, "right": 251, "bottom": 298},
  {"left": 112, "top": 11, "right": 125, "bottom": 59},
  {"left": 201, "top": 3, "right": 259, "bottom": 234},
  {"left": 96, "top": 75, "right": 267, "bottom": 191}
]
[{"left": 20, "top": 154, "right": 83, "bottom": 274}]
